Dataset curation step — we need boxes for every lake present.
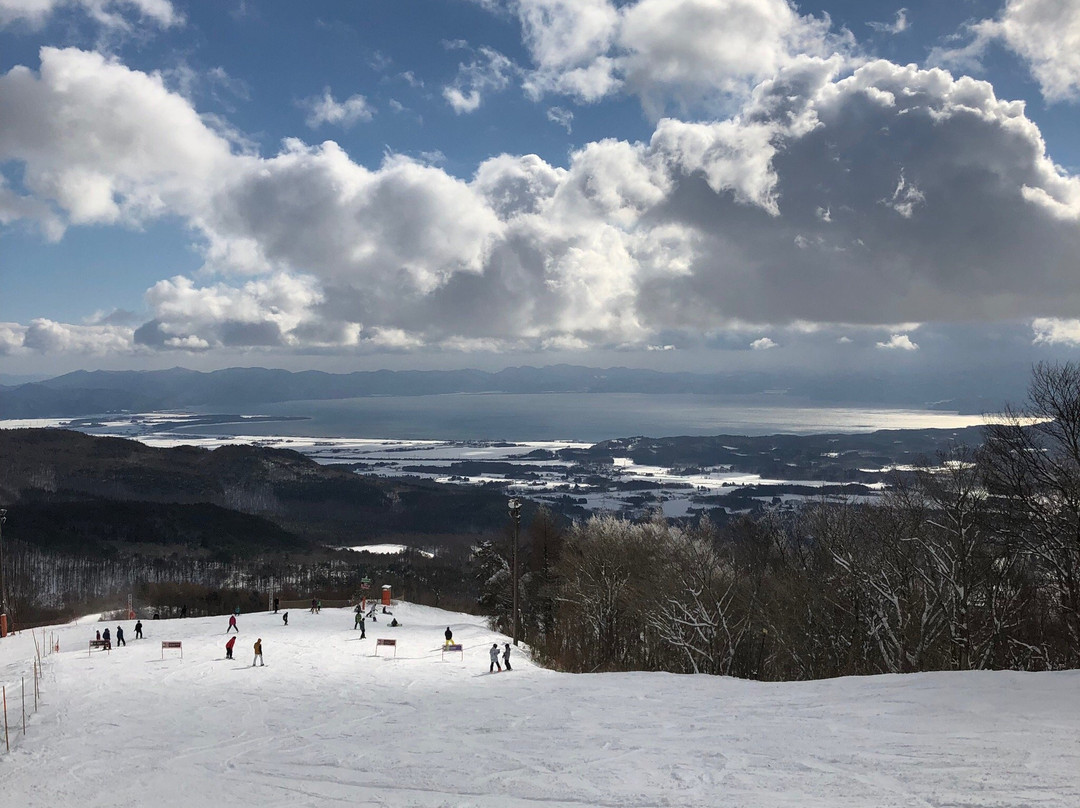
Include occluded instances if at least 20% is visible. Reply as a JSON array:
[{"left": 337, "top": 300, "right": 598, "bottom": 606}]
[{"left": 182, "top": 392, "right": 991, "bottom": 443}]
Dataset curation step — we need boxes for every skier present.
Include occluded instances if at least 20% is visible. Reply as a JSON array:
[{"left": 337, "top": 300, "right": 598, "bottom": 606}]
[
  {"left": 134, "top": 620, "right": 143, "bottom": 639},
  {"left": 445, "top": 627, "right": 453, "bottom": 646},
  {"left": 273, "top": 597, "right": 279, "bottom": 614},
  {"left": 356, "top": 614, "right": 366, "bottom": 639},
  {"left": 225, "top": 636, "right": 236, "bottom": 659},
  {"left": 489, "top": 643, "right": 502, "bottom": 673},
  {"left": 116, "top": 626, "right": 126, "bottom": 647},
  {"left": 503, "top": 643, "right": 512, "bottom": 671},
  {"left": 354, "top": 609, "right": 363, "bottom": 630},
  {"left": 234, "top": 605, "right": 241, "bottom": 617},
  {"left": 180, "top": 604, "right": 187, "bottom": 619},
  {"left": 95, "top": 630, "right": 101, "bottom": 642},
  {"left": 102, "top": 627, "right": 111, "bottom": 650},
  {"left": 282, "top": 612, "right": 289, "bottom": 626},
  {"left": 252, "top": 638, "right": 264, "bottom": 667},
  {"left": 227, "top": 614, "right": 238, "bottom": 633},
  {"left": 310, "top": 598, "right": 317, "bottom": 614}
]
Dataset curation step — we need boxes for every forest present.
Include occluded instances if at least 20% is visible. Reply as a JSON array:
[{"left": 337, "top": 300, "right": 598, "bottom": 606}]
[
  {"left": 0, "top": 428, "right": 507, "bottom": 625},
  {"left": 476, "top": 363, "right": 1080, "bottom": 679}
]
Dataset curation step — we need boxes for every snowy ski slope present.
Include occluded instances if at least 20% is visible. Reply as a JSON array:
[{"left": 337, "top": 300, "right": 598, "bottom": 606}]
[{"left": 1, "top": 601, "right": 1079, "bottom": 807}]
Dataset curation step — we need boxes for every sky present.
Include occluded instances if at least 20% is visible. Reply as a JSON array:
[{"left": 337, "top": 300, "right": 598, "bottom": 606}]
[{"left": 2, "top": 0, "right": 1080, "bottom": 388}]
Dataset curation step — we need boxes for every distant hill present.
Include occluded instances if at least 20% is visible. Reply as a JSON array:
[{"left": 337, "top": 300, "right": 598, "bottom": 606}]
[
  {"left": 0, "top": 428, "right": 514, "bottom": 558},
  {"left": 0, "top": 364, "right": 1024, "bottom": 417}
]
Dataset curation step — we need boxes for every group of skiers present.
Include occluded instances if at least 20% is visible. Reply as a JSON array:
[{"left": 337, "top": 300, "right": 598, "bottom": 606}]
[
  {"left": 92, "top": 620, "right": 144, "bottom": 650},
  {"left": 224, "top": 636, "right": 263, "bottom": 665},
  {"left": 221, "top": 610, "right": 265, "bottom": 665},
  {"left": 489, "top": 642, "right": 512, "bottom": 672},
  {"left": 96, "top": 603, "right": 514, "bottom": 673}
]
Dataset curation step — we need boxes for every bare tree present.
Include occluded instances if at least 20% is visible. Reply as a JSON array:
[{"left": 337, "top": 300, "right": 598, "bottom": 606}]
[{"left": 982, "top": 361, "right": 1080, "bottom": 664}]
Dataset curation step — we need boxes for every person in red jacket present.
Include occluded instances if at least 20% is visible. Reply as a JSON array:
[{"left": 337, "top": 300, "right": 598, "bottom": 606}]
[
  {"left": 225, "top": 636, "right": 236, "bottom": 659},
  {"left": 227, "top": 614, "right": 238, "bottom": 633}
]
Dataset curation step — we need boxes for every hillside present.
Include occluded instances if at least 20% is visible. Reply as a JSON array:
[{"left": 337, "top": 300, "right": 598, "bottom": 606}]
[
  {"left": 0, "top": 603, "right": 1077, "bottom": 806},
  {"left": 0, "top": 428, "right": 515, "bottom": 553}
]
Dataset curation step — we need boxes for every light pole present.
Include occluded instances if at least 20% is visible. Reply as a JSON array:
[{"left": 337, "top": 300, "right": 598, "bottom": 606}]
[
  {"left": 507, "top": 498, "right": 521, "bottom": 646},
  {"left": 0, "top": 508, "right": 7, "bottom": 637}
]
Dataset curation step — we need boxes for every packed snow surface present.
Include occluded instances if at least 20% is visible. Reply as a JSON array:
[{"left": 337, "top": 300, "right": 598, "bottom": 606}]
[{"left": 2, "top": 602, "right": 1079, "bottom": 806}]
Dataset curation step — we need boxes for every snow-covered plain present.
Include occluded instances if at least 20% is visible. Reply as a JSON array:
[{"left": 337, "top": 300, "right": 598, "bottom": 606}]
[{"left": 2, "top": 602, "right": 1079, "bottom": 807}]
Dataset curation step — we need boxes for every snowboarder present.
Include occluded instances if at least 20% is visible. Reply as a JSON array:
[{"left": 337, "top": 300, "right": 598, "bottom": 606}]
[
  {"left": 225, "top": 636, "right": 236, "bottom": 659},
  {"left": 234, "top": 605, "right": 241, "bottom": 617},
  {"left": 445, "top": 627, "right": 453, "bottom": 646},
  {"left": 102, "top": 627, "right": 111, "bottom": 650},
  {"left": 354, "top": 610, "right": 363, "bottom": 630},
  {"left": 252, "top": 638, "right": 264, "bottom": 666},
  {"left": 316, "top": 599, "right": 322, "bottom": 613},
  {"left": 116, "top": 626, "right": 126, "bottom": 647},
  {"left": 390, "top": 618, "right": 400, "bottom": 627},
  {"left": 489, "top": 643, "right": 502, "bottom": 673},
  {"left": 356, "top": 614, "right": 366, "bottom": 638},
  {"left": 273, "top": 597, "right": 279, "bottom": 614},
  {"left": 227, "top": 614, "right": 238, "bottom": 633},
  {"left": 503, "top": 643, "right": 512, "bottom": 671},
  {"left": 282, "top": 612, "right": 289, "bottom": 626},
  {"left": 310, "top": 598, "right": 317, "bottom": 614},
  {"left": 134, "top": 620, "right": 143, "bottom": 639}
]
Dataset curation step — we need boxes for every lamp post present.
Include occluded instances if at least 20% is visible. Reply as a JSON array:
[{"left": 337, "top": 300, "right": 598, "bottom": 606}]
[
  {"left": 507, "top": 498, "right": 521, "bottom": 646},
  {"left": 0, "top": 508, "right": 7, "bottom": 637}
]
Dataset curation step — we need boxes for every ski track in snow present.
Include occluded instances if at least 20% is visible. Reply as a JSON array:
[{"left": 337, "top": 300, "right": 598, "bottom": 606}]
[{"left": 1, "top": 603, "right": 1079, "bottom": 806}]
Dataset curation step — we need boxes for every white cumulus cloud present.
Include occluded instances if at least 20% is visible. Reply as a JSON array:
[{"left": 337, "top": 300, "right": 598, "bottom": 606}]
[
  {"left": 934, "top": 0, "right": 1080, "bottom": 103},
  {"left": 443, "top": 46, "right": 516, "bottom": 114},
  {"left": 876, "top": 333, "right": 919, "bottom": 351},
  {"left": 302, "top": 88, "right": 374, "bottom": 128},
  {"left": 0, "top": 0, "right": 180, "bottom": 30},
  {"left": 512, "top": 0, "right": 847, "bottom": 116},
  {"left": 1032, "top": 317, "right": 1080, "bottom": 346}
]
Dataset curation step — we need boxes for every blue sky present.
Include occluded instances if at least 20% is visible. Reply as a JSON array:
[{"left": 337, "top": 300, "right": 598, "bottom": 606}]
[{"left": 2, "top": 0, "right": 1080, "bottom": 390}]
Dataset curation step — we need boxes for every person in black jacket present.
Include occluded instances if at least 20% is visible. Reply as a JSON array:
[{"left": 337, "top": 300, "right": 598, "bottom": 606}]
[
  {"left": 134, "top": 620, "right": 143, "bottom": 639},
  {"left": 102, "top": 627, "right": 111, "bottom": 650},
  {"left": 445, "top": 627, "right": 453, "bottom": 646},
  {"left": 503, "top": 643, "right": 512, "bottom": 671},
  {"left": 116, "top": 626, "right": 126, "bottom": 647}
]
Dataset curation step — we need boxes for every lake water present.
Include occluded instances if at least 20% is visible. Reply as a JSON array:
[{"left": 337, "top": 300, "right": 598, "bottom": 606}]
[{"left": 183, "top": 393, "right": 990, "bottom": 443}]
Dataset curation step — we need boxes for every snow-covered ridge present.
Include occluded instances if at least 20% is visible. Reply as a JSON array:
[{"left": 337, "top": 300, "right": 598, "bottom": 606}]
[{"left": 1, "top": 601, "right": 1077, "bottom": 806}]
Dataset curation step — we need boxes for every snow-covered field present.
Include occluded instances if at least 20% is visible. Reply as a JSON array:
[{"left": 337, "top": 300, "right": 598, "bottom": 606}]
[{"left": 2, "top": 603, "right": 1079, "bottom": 807}]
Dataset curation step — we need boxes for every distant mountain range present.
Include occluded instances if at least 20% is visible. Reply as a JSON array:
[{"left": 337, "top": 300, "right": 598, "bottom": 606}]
[{"left": 0, "top": 364, "right": 1018, "bottom": 418}]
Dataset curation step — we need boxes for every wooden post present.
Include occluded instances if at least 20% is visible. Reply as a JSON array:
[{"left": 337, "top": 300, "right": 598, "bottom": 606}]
[
  {"left": 22, "top": 676, "right": 26, "bottom": 734},
  {"left": 2, "top": 685, "right": 8, "bottom": 752},
  {"left": 34, "top": 659, "right": 38, "bottom": 710}
]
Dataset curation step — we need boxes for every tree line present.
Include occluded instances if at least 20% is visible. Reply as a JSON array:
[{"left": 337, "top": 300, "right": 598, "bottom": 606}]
[
  {"left": 1, "top": 540, "right": 476, "bottom": 628},
  {"left": 476, "top": 362, "right": 1080, "bottom": 679}
]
